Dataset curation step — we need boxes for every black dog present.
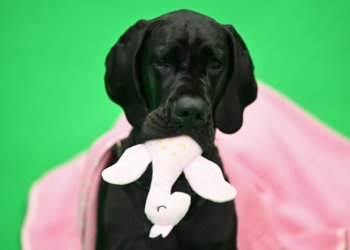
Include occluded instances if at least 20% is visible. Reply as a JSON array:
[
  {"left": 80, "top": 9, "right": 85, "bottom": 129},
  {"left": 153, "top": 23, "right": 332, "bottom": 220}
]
[{"left": 97, "top": 10, "right": 257, "bottom": 250}]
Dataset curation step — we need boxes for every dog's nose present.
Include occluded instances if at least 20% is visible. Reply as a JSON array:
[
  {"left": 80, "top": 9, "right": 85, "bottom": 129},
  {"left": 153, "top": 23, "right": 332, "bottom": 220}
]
[{"left": 172, "top": 96, "right": 208, "bottom": 126}]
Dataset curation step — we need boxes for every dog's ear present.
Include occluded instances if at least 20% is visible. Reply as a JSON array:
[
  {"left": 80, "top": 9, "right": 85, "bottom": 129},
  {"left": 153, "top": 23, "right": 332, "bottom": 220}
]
[
  {"left": 214, "top": 25, "right": 258, "bottom": 134},
  {"left": 105, "top": 20, "right": 150, "bottom": 127}
]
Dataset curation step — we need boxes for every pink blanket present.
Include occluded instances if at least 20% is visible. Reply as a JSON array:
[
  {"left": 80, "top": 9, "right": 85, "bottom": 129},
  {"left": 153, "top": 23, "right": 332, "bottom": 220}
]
[{"left": 21, "top": 83, "right": 350, "bottom": 250}]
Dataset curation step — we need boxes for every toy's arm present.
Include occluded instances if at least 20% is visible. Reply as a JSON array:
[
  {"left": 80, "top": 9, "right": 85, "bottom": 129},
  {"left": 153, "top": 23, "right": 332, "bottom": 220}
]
[
  {"left": 184, "top": 156, "right": 237, "bottom": 202},
  {"left": 102, "top": 144, "right": 151, "bottom": 185}
]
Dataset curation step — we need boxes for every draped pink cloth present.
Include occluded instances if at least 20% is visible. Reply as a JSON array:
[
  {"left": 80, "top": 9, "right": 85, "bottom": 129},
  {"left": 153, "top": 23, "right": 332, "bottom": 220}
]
[{"left": 22, "top": 83, "right": 350, "bottom": 250}]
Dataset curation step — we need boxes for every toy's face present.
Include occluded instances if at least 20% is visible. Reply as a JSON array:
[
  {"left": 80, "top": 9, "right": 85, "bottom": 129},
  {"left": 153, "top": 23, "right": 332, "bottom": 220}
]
[{"left": 139, "top": 14, "right": 230, "bottom": 150}]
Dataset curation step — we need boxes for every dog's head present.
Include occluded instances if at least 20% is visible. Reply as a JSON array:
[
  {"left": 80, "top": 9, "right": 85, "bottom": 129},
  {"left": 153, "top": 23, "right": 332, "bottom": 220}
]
[{"left": 105, "top": 10, "right": 257, "bottom": 150}]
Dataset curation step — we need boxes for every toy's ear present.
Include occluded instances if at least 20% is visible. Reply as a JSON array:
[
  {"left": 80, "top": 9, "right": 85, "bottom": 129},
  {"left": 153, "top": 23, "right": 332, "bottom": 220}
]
[
  {"left": 105, "top": 20, "right": 150, "bottom": 127},
  {"left": 102, "top": 144, "right": 151, "bottom": 185},
  {"left": 184, "top": 156, "right": 237, "bottom": 202},
  {"left": 214, "top": 25, "right": 258, "bottom": 134}
]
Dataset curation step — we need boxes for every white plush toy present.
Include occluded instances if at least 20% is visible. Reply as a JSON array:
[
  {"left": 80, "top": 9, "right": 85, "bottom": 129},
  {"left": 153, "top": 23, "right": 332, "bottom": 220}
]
[{"left": 102, "top": 135, "right": 237, "bottom": 238}]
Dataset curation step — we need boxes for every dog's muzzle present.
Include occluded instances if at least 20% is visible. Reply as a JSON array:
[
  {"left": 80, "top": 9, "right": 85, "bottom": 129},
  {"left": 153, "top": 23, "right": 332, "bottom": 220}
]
[{"left": 171, "top": 96, "right": 210, "bottom": 128}]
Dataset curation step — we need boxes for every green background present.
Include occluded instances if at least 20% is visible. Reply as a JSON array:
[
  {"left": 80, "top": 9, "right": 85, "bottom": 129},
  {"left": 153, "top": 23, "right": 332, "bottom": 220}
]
[{"left": 1, "top": 0, "right": 349, "bottom": 249}]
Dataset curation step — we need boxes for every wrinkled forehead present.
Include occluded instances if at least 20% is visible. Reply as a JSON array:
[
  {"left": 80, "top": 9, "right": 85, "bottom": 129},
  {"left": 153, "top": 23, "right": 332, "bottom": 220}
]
[{"left": 146, "top": 18, "right": 228, "bottom": 54}]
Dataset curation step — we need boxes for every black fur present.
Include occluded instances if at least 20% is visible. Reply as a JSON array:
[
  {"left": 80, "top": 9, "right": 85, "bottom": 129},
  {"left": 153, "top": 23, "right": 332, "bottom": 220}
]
[{"left": 97, "top": 9, "right": 257, "bottom": 250}]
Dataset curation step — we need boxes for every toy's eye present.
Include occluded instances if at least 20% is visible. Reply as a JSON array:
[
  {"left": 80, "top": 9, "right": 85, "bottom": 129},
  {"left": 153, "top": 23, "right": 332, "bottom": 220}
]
[
  {"left": 210, "top": 60, "right": 222, "bottom": 71},
  {"left": 155, "top": 58, "right": 169, "bottom": 68}
]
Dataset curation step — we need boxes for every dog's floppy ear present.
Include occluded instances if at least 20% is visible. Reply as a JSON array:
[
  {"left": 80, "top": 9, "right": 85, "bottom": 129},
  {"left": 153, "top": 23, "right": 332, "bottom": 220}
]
[
  {"left": 214, "top": 25, "right": 258, "bottom": 134},
  {"left": 105, "top": 20, "right": 150, "bottom": 127}
]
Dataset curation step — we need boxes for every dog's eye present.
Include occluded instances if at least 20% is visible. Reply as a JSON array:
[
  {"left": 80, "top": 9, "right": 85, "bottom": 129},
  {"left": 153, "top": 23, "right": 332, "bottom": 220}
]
[
  {"left": 155, "top": 58, "right": 169, "bottom": 68},
  {"left": 210, "top": 60, "right": 222, "bottom": 71}
]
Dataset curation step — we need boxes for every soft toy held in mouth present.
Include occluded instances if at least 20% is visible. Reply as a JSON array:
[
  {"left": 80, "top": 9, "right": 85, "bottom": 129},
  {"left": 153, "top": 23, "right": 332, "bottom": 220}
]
[{"left": 102, "top": 135, "right": 237, "bottom": 238}]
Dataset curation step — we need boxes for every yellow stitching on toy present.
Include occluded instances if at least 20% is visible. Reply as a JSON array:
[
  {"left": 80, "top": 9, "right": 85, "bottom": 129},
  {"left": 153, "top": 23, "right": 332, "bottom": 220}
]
[
  {"left": 161, "top": 145, "right": 166, "bottom": 150},
  {"left": 171, "top": 152, "right": 177, "bottom": 158},
  {"left": 180, "top": 144, "right": 187, "bottom": 150}
]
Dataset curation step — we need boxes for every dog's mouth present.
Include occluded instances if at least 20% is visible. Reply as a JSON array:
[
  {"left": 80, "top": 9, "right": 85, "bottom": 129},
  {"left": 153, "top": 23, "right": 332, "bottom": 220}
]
[{"left": 139, "top": 105, "right": 215, "bottom": 151}]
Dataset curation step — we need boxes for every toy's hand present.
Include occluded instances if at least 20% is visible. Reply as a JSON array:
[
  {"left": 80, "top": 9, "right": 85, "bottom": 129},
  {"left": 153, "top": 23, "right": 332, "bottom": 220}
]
[
  {"left": 184, "top": 156, "right": 237, "bottom": 202},
  {"left": 102, "top": 144, "right": 151, "bottom": 185}
]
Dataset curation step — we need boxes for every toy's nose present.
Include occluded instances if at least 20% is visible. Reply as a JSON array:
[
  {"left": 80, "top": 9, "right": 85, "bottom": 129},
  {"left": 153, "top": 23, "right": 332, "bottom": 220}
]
[{"left": 172, "top": 96, "right": 209, "bottom": 127}]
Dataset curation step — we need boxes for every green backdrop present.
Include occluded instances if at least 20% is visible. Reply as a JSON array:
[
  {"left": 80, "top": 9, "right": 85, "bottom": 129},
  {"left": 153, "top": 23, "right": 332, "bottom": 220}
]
[{"left": 1, "top": 0, "right": 349, "bottom": 249}]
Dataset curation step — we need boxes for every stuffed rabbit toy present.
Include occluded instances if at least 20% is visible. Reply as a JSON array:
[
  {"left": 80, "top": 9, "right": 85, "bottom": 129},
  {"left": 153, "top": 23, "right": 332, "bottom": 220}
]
[{"left": 102, "top": 135, "right": 237, "bottom": 238}]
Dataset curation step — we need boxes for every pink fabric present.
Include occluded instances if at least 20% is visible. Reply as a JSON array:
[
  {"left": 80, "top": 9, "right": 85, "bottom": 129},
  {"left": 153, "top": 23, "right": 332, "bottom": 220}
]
[{"left": 21, "top": 83, "right": 350, "bottom": 250}]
